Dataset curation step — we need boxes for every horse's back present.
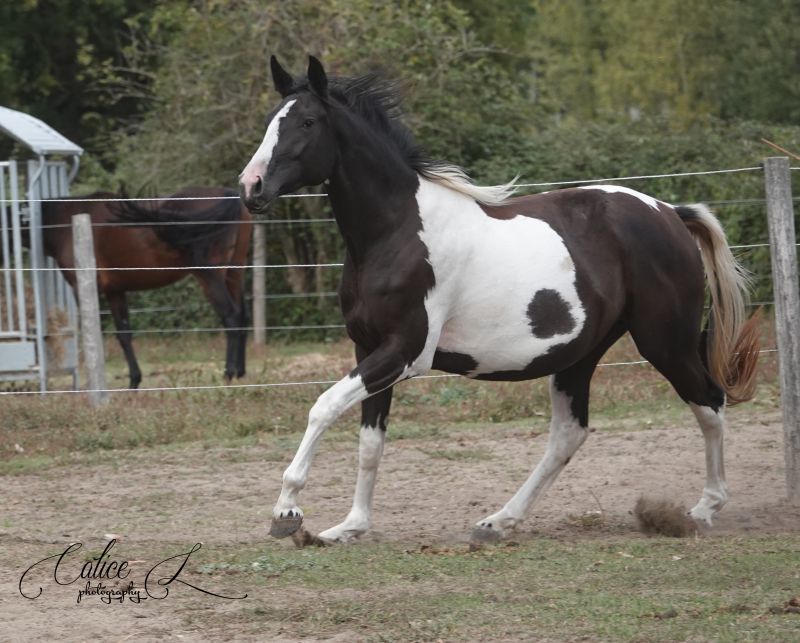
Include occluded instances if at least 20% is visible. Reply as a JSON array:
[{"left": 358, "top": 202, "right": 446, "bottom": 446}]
[
  {"left": 421, "top": 182, "right": 704, "bottom": 379},
  {"left": 487, "top": 186, "right": 705, "bottom": 308}
]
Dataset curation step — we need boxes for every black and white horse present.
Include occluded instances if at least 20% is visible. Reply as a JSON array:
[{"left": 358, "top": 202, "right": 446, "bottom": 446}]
[{"left": 239, "top": 56, "right": 759, "bottom": 543}]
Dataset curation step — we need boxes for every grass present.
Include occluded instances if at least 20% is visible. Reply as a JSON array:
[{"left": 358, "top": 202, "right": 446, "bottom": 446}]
[
  {"left": 153, "top": 535, "right": 800, "bottom": 641},
  {"left": 2, "top": 325, "right": 796, "bottom": 641}
]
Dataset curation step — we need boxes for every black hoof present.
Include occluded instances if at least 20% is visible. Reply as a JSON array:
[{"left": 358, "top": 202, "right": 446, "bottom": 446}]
[
  {"left": 269, "top": 515, "right": 303, "bottom": 539},
  {"left": 470, "top": 525, "right": 502, "bottom": 545}
]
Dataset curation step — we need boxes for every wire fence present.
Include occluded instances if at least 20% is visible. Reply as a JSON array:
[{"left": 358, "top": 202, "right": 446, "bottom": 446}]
[
  {"left": 8, "top": 165, "right": 800, "bottom": 233},
  {"left": 0, "top": 349, "right": 781, "bottom": 398},
  {"left": 0, "top": 163, "right": 792, "bottom": 397}
]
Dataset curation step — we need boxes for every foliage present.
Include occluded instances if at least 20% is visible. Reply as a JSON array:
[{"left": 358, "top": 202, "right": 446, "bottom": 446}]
[
  {"left": 530, "top": 0, "right": 800, "bottom": 125},
  {"left": 0, "top": 0, "right": 163, "bottom": 164},
  {"left": 107, "top": 0, "right": 535, "bottom": 191}
]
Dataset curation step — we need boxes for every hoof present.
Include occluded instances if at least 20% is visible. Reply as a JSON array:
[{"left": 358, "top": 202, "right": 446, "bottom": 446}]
[
  {"left": 470, "top": 525, "right": 503, "bottom": 545},
  {"left": 269, "top": 515, "right": 303, "bottom": 539}
]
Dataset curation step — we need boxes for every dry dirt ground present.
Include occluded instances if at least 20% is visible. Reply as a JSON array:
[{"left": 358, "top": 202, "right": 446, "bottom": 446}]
[{"left": 1, "top": 405, "right": 798, "bottom": 641}]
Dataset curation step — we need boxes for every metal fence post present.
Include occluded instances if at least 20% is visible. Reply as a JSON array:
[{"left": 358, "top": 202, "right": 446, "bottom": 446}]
[
  {"left": 253, "top": 222, "right": 267, "bottom": 347},
  {"left": 72, "top": 213, "right": 108, "bottom": 406},
  {"left": 763, "top": 156, "right": 800, "bottom": 503}
]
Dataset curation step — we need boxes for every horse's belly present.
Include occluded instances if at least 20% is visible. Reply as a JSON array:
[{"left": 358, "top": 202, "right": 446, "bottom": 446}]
[
  {"left": 422, "top": 207, "right": 586, "bottom": 376},
  {"left": 437, "top": 296, "right": 581, "bottom": 376}
]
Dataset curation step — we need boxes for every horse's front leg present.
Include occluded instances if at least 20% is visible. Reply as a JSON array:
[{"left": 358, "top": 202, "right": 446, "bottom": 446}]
[
  {"left": 270, "top": 340, "right": 410, "bottom": 538},
  {"left": 318, "top": 349, "right": 394, "bottom": 543}
]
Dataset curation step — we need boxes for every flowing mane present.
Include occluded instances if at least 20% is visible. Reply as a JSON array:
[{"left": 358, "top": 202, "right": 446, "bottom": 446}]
[{"left": 323, "top": 73, "right": 517, "bottom": 206}]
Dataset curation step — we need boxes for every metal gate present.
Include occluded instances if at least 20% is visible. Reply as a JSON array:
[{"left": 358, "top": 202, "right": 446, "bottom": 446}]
[{"left": 1, "top": 105, "right": 82, "bottom": 392}]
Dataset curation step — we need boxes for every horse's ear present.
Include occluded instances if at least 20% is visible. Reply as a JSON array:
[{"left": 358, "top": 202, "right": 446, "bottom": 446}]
[
  {"left": 307, "top": 55, "right": 328, "bottom": 98},
  {"left": 270, "top": 55, "right": 295, "bottom": 97}
]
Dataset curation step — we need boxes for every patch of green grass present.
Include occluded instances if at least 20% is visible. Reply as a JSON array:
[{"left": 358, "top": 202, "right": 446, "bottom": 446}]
[
  {"left": 179, "top": 535, "right": 800, "bottom": 641},
  {"left": 0, "top": 453, "right": 58, "bottom": 475}
]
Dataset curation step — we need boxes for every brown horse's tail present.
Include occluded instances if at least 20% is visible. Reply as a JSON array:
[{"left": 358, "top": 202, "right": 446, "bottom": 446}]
[
  {"left": 676, "top": 204, "right": 760, "bottom": 404},
  {"left": 111, "top": 187, "right": 243, "bottom": 263}
]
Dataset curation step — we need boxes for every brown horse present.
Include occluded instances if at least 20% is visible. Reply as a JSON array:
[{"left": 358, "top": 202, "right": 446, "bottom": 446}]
[{"left": 39, "top": 186, "right": 253, "bottom": 388}]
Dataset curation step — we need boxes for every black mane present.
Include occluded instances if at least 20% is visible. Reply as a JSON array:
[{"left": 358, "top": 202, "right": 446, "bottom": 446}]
[{"left": 295, "top": 73, "right": 444, "bottom": 177}]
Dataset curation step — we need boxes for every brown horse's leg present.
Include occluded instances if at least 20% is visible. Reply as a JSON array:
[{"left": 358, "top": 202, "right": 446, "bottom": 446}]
[
  {"left": 225, "top": 267, "right": 248, "bottom": 378},
  {"left": 228, "top": 208, "right": 253, "bottom": 377},
  {"left": 196, "top": 270, "right": 241, "bottom": 382},
  {"left": 236, "top": 291, "right": 248, "bottom": 377},
  {"left": 107, "top": 292, "right": 142, "bottom": 389}
]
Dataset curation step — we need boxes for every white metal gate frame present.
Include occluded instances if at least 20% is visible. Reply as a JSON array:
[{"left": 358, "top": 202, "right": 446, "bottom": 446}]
[{"left": 0, "top": 157, "right": 79, "bottom": 390}]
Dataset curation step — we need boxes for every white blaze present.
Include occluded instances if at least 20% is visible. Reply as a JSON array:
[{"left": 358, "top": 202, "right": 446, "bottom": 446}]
[{"left": 240, "top": 99, "right": 297, "bottom": 196}]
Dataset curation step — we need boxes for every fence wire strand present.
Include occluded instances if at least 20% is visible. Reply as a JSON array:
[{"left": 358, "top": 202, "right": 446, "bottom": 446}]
[
  {"left": 0, "top": 163, "right": 790, "bottom": 398},
  {"left": 0, "top": 349, "right": 779, "bottom": 397}
]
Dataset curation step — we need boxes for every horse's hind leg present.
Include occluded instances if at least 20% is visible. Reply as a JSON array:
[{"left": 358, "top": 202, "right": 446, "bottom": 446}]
[
  {"left": 472, "top": 325, "right": 625, "bottom": 543},
  {"left": 235, "top": 291, "right": 248, "bottom": 378},
  {"left": 631, "top": 326, "right": 728, "bottom": 525},
  {"left": 687, "top": 402, "right": 727, "bottom": 524},
  {"left": 225, "top": 267, "right": 247, "bottom": 378},
  {"left": 196, "top": 271, "right": 240, "bottom": 381},
  {"left": 107, "top": 292, "right": 142, "bottom": 389}
]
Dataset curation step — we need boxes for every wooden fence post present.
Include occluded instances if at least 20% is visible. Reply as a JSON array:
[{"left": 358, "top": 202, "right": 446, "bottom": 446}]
[
  {"left": 763, "top": 156, "right": 800, "bottom": 503},
  {"left": 252, "top": 222, "right": 267, "bottom": 347},
  {"left": 72, "top": 213, "right": 108, "bottom": 406}
]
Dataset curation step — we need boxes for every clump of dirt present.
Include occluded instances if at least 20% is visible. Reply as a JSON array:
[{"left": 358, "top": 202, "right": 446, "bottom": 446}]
[
  {"left": 291, "top": 526, "right": 329, "bottom": 548},
  {"left": 634, "top": 495, "right": 696, "bottom": 537}
]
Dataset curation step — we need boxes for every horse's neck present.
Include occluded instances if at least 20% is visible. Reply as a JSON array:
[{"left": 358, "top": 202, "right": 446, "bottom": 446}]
[{"left": 327, "top": 119, "right": 421, "bottom": 262}]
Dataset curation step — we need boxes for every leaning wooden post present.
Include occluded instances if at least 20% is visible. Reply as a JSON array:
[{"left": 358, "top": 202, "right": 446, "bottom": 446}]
[
  {"left": 72, "top": 214, "right": 109, "bottom": 406},
  {"left": 252, "top": 221, "right": 267, "bottom": 347},
  {"left": 763, "top": 156, "right": 800, "bottom": 503}
]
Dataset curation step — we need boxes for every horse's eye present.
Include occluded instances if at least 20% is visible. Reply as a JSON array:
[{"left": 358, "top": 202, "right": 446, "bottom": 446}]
[{"left": 302, "top": 118, "right": 315, "bottom": 129}]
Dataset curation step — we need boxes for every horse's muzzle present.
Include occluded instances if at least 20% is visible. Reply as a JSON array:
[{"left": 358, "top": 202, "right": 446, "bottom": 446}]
[{"left": 238, "top": 180, "right": 273, "bottom": 214}]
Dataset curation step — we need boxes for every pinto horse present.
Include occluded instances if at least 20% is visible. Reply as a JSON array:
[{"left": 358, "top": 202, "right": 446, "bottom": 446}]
[
  {"left": 39, "top": 187, "right": 252, "bottom": 388},
  {"left": 239, "top": 56, "right": 759, "bottom": 544}
]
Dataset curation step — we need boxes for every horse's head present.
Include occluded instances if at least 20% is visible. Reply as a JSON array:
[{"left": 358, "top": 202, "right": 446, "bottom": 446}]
[{"left": 239, "top": 56, "right": 336, "bottom": 213}]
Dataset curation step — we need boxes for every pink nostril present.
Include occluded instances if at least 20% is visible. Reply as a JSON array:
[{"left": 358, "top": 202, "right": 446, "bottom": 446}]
[{"left": 239, "top": 171, "right": 264, "bottom": 200}]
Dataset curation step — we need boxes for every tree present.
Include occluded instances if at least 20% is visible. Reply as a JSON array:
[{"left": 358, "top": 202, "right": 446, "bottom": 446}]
[
  {"left": 0, "top": 0, "right": 161, "bottom": 164},
  {"left": 530, "top": 0, "right": 800, "bottom": 126},
  {"left": 105, "top": 0, "right": 536, "bottom": 301}
]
